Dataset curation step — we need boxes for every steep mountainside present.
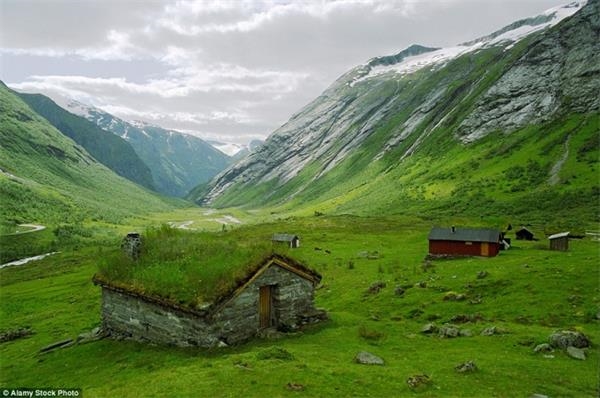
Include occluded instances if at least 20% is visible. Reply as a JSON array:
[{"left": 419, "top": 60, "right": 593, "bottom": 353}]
[
  {"left": 16, "top": 91, "right": 156, "bottom": 190},
  {"left": 56, "top": 100, "right": 230, "bottom": 197},
  {"left": 195, "top": 0, "right": 599, "bottom": 222},
  {"left": 0, "top": 83, "right": 179, "bottom": 227}
]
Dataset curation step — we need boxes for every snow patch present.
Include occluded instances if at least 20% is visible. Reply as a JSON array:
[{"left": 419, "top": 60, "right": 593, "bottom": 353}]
[{"left": 350, "top": 1, "right": 585, "bottom": 86}]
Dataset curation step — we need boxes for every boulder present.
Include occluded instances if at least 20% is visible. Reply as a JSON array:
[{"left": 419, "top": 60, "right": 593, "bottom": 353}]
[
  {"left": 367, "top": 281, "right": 386, "bottom": 294},
  {"left": 566, "top": 346, "right": 586, "bottom": 360},
  {"left": 455, "top": 360, "right": 478, "bottom": 373},
  {"left": 438, "top": 324, "right": 460, "bottom": 338},
  {"left": 459, "top": 329, "right": 473, "bottom": 337},
  {"left": 533, "top": 343, "right": 553, "bottom": 353},
  {"left": 443, "top": 291, "right": 466, "bottom": 301},
  {"left": 421, "top": 323, "right": 438, "bottom": 334},
  {"left": 549, "top": 330, "right": 590, "bottom": 349},
  {"left": 286, "top": 383, "right": 305, "bottom": 391},
  {"left": 480, "top": 326, "right": 509, "bottom": 336},
  {"left": 407, "top": 374, "right": 432, "bottom": 390},
  {"left": 394, "top": 286, "right": 405, "bottom": 296},
  {"left": 477, "top": 271, "right": 488, "bottom": 279},
  {"left": 354, "top": 351, "right": 384, "bottom": 365}
]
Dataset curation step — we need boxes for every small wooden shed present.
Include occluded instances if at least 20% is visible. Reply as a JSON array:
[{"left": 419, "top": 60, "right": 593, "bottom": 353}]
[
  {"left": 428, "top": 226, "right": 502, "bottom": 257},
  {"left": 516, "top": 227, "right": 535, "bottom": 241},
  {"left": 272, "top": 233, "right": 300, "bottom": 248},
  {"left": 548, "top": 231, "right": 570, "bottom": 251}
]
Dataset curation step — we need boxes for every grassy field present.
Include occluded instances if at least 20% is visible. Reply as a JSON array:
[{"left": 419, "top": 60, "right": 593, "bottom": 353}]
[{"left": 1, "top": 214, "right": 598, "bottom": 397}]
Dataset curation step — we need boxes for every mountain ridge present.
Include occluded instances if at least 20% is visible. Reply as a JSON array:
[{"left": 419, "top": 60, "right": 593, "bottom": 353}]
[
  {"left": 15, "top": 91, "right": 156, "bottom": 191},
  {"left": 193, "top": 0, "right": 598, "bottom": 222},
  {"left": 51, "top": 99, "right": 231, "bottom": 197}
]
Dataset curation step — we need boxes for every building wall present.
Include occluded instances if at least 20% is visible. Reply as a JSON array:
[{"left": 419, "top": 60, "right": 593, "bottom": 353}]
[
  {"left": 100, "top": 264, "right": 318, "bottom": 347},
  {"left": 212, "top": 264, "right": 315, "bottom": 344},
  {"left": 550, "top": 237, "right": 569, "bottom": 251},
  {"left": 429, "top": 240, "right": 499, "bottom": 257},
  {"left": 101, "top": 288, "right": 217, "bottom": 347}
]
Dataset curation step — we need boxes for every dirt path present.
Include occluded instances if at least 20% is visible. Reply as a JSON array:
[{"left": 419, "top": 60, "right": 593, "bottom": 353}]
[
  {"left": 0, "top": 252, "right": 59, "bottom": 269},
  {"left": 12, "top": 224, "right": 46, "bottom": 235}
]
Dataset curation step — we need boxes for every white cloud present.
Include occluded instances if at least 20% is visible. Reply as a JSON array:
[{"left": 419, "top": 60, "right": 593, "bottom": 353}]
[{"left": 2, "top": 0, "right": 568, "bottom": 144}]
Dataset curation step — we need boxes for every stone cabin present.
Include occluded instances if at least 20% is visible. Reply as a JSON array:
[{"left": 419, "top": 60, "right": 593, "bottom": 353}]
[
  {"left": 93, "top": 254, "right": 325, "bottom": 347},
  {"left": 272, "top": 233, "right": 300, "bottom": 248}
]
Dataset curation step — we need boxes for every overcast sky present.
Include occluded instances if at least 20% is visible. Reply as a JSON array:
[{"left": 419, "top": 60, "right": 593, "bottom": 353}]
[{"left": 1, "top": 0, "right": 566, "bottom": 145}]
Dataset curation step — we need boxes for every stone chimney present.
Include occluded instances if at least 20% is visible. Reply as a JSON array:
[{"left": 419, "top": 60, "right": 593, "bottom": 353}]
[{"left": 121, "top": 232, "right": 142, "bottom": 260}]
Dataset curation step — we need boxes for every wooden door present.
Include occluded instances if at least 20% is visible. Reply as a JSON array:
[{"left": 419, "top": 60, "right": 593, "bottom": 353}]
[
  {"left": 481, "top": 242, "right": 489, "bottom": 256},
  {"left": 259, "top": 285, "right": 273, "bottom": 329}
]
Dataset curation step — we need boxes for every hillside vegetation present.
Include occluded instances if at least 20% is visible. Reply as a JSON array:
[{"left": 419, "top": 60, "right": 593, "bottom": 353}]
[
  {"left": 0, "top": 83, "right": 183, "bottom": 235},
  {"left": 73, "top": 105, "right": 231, "bottom": 197},
  {"left": 1, "top": 216, "right": 598, "bottom": 396},
  {"left": 16, "top": 91, "right": 156, "bottom": 190}
]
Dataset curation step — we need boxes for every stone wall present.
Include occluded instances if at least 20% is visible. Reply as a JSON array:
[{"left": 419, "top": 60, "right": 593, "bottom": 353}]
[
  {"left": 101, "top": 288, "right": 219, "bottom": 347},
  {"left": 99, "top": 263, "right": 321, "bottom": 347},
  {"left": 213, "top": 264, "right": 316, "bottom": 344}
]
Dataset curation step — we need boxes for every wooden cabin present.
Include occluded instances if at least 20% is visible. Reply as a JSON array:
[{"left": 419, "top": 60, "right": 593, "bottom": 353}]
[
  {"left": 428, "top": 226, "right": 502, "bottom": 257},
  {"left": 548, "top": 231, "right": 570, "bottom": 251},
  {"left": 272, "top": 233, "right": 300, "bottom": 248},
  {"left": 515, "top": 227, "right": 535, "bottom": 241}
]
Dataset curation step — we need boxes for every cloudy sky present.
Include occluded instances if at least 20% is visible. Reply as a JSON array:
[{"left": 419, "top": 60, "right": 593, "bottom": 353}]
[{"left": 1, "top": 0, "right": 566, "bottom": 145}]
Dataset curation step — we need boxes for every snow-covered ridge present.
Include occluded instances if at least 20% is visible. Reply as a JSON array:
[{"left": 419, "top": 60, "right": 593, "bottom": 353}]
[{"left": 351, "top": 1, "right": 586, "bottom": 85}]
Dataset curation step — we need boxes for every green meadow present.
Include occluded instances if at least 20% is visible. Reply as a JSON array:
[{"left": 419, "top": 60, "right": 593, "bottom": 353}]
[{"left": 1, "top": 213, "right": 598, "bottom": 397}]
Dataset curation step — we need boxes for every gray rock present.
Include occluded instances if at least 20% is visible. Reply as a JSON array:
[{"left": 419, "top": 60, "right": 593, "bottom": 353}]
[
  {"left": 439, "top": 324, "right": 460, "bottom": 338},
  {"left": 40, "top": 339, "right": 74, "bottom": 353},
  {"left": 367, "top": 281, "right": 386, "bottom": 294},
  {"left": 443, "top": 292, "right": 466, "bottom": 301},
  {"left": 533, "top": 343, "right": 553, "bottom": 353},
  {"left": 354, "top": 351, "right": 384, "bottom": 365},
  {"left": 455, "top": 360, "right": 478, "bottom": 373},
  {"left": 566, "top": 346, "right": 586, "bottom": 360},
  {"left": 480, "top": 326, "right": 508, "bottom": 336},
  {"left": 407, "top": 374, "right": 432, "bottom": 390},
  {"left": 459, "top": 329, "right": 473, "bottom": 337},
  {"left": 477, "top": 271, "right": 488, "bottom": 279},
  {"left": 549, "top": 330, "right": 590, "bottom": 349},
  {"left": 394, "top": 286, "right": 405, "bottom": 296},
  {"left": 421, "top": 323, "right": 438, "bottom": 334},
  {"left": 530, "top": 394, "right": 549, "bottom": 398}
]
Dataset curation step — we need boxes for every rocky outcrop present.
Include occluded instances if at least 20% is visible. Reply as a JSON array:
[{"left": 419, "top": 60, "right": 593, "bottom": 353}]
[{"left": 458, "top": 0, "right": 600, "bottom": 142}]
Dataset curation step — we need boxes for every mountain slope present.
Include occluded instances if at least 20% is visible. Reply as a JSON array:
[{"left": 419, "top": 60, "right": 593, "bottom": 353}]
[
  {"left": 0, "top": 82, "right": 181, "bottom": 228},
  {"left": 15, "top": 91, "right": 156, "bottom": 190},
  {"left": 194, "top": 0, "right": 599, "bottom": 222},
  {"left": 56, "top": 100, "right": 230, "bottom": 197}
]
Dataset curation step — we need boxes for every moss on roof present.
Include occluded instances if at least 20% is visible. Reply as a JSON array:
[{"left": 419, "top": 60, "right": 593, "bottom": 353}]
[{"left": 95, "top": 225, "right": 314, "bottom": 309}]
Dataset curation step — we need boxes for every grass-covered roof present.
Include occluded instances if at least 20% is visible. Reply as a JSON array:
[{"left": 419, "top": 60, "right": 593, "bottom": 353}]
[{"left": 95, "top": 225, "right": 312, "bottom": 309}]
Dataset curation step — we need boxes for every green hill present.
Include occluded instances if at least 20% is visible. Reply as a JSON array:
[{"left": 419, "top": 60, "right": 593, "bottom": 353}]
[
  {"left": 16, "top": 91, "right": 156, "bottom": 191},
  {"left": 0, "top": 82, "right": 182, "bottom": 231}
]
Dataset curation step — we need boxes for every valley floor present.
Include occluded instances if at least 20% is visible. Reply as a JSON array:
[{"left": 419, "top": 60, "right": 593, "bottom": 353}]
[{"left": 0, "top": 213, "right": 598, "bottom": 397}]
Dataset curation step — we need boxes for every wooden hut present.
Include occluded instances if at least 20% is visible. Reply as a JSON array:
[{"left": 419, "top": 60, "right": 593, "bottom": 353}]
[
  {"left": 272, "top": 234, "right": 300, "bottom": 248},
  {"left": 515, "top": 227, "right": 535, "bottom": 241},
  {"left": 548, "top": 231, "right": 570, "bottom": 251},
  {"left": 428, "top": 226, "right": 502, "bottom": 257}
]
